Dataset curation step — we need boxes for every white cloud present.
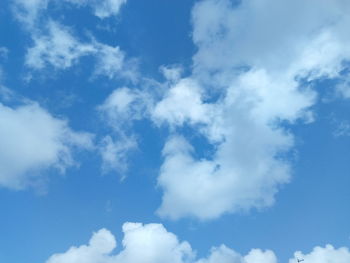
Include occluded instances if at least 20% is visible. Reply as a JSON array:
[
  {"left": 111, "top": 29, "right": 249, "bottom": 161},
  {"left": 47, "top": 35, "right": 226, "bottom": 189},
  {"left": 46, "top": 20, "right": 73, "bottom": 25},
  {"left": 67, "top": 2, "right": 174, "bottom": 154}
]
[
  {"left": 45, "top": 222, "right": 278, "bottom": 263},
  {"left": 94, "top": 44, "right": 125, "bottom": 78},
  {"left": 290, "top": 245, "right": 350, "bottom": 263},
  {"left": 90, "top": 0, "right": 127, "bottom": 19},
  {"left": 97, "top": 87, "right": 151, "bottom": 175},
  {"left": 60, "top": 0, "right": 127, "bottom": 19},
  {"left": 47, "top": 222, "right": 349, "bottom": 263},
  {"left": 26, "top": 20, "right": 96, "bottom": 70},
  {"left": 46, "top": 228, "right": 117, "bottom": 263},
  {"left": 153, "top": 78, "right": 212, "bottom": 127},
  {"left": 0, "top": 99, "right": 93, "bottom": 190},
  {"left": 155, "top": 70, "right": 315, "bottom": 220},
  {"left": 160, "top": 65, "right": 183, "bottom": 83},
  {"left": 12, "top": 0, "right": 127, "bottom": 25},
  {"left": 44, "top": 223, "right": 350, "bottom": 263},
  {"left": 93, "top": 43, "right": 138, "bottom": 81},
  {"left": 191, "top": 0, "right": 350, "bottom": 79},
  {"left": 12, "top": 0, "right": 48, "bottom": 27},
  {"left": 99, "top": 135, "right": 137, "bottom": 174},
  {"left": 98, "top": 87, "right": 150, "bottom": 125},
  {"left": 152, "top": 0, "right": 350, "bottom": 220},
  {"left": 14, "top": 0, "right": 132, "bottom": 80},
  {"left": 25, "top": 20, "right": 136, "bottom": 80}
]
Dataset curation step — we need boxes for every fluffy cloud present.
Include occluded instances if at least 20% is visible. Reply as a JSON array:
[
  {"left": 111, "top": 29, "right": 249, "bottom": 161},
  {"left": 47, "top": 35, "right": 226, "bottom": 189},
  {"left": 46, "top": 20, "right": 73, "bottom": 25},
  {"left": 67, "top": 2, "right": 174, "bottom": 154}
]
[
  {"left": 46, "top": 222, "right": 349, "bottom": 263},
  {"left": 98, "top": 87, "right": 148, "bottom": 123},
  {"left": 153, "top": 78, "right": 212, "bottom": 127},
  {"left": 191, "top": 0, "right": 350, "bottom": 79},
  {"left": 46, "top": 228, "right": 117, "bottom": 263},
  {"left": 45, "top": 222, "right": 277, "bottom": 263},
  {"left": 155, "top": 69, "right": 315, "bottom": 220},
  {"left": 151, "top": 0, "right": 350, "bottom": 220},
  {"left": 0, "top": 99, "right": 93, "bottom": 190},
  {"left": 290, "top": 245, "right": 350, "bottom": 263}
]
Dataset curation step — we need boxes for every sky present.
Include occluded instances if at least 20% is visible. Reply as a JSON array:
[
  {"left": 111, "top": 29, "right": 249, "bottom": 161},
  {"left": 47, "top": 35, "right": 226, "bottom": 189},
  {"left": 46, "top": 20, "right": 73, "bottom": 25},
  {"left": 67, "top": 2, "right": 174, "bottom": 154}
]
[{"left": 0, "top": 0, "right": 350, "bottom": 262}]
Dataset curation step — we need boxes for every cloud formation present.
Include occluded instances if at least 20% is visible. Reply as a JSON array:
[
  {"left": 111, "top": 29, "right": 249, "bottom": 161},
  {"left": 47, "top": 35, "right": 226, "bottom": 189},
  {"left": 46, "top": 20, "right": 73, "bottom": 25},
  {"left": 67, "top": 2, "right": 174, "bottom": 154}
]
[
  {"left": 97, "top": 87, "right": 149, "bottom": 174},
  {"left": 290, "top": 245, "right": 350, "bottom": 263},
  {"left": 45, "top": 222, "right": 277, "bottom": 263},
  {"left": 150, "top": 0, "right": 350, "bottom": 220},
  {"left": 45, "top": 222, "right": 350, "bottom": 263},
  {"left": 25, "top": 20, "right": 96, "bottom": 70},
  {"left": 25, "top": 20, "right": 134, "bottom": 80},
  {"left": 13, "top": 0, "right": 127, "bottom": 26},
  {"left": 0, "top": 98, "right": 93, "bottom": 190}
]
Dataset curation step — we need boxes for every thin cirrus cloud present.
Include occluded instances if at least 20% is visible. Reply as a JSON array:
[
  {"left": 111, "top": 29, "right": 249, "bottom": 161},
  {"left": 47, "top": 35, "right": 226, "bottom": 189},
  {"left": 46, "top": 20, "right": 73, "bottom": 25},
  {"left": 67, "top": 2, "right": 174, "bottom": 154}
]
[
  {"left": 25, "top": 20, "right": 136, "bottom": 81},
  {"left": 12, "top": 0, "right": 127, "bottom": 26},
  {"left": 45, "top": 222, "right": 350, "bottom": 263},
  {"left": 96, "top": 87, "right": 149, "bottom": 174},
  {"left": 13, "top": 0, "right": 135, "bottom": 81}
]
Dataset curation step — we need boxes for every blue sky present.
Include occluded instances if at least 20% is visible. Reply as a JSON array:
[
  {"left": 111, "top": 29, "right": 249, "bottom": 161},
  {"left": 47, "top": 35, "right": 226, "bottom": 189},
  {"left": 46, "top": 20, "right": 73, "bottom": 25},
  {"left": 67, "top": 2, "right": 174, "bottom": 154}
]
[{"left": 1, "top": 0, "right": 350, "bottom": 262}]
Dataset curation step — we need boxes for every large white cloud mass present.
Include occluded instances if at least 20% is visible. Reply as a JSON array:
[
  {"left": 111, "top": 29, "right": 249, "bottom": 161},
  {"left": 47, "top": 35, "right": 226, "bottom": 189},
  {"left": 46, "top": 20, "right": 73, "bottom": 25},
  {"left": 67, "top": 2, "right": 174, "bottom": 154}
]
[
  {"left": 45, "top": 222, "right": 277, "bottom": 263},
  {"left": 12, "top": 0, "right": 350, "bottom": 220},
  {"left": 150, "top": 0, "right": 350, "bottom": 220},
  {"left": 0, "top": 100, "right": 93, "bottom": 190},
  {"left": 45, "top": 222, "right": 350, "bottom": 263}
]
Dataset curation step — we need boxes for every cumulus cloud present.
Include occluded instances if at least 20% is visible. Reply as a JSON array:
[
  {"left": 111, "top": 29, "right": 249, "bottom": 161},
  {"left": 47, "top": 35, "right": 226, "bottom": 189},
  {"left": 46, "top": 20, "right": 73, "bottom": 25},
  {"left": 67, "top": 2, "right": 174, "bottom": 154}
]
[
  {"left": 45, "top": 222, "right": 277, "bottom": 263},
  {"left": 153, "top": 78, "right": 212, "bottom": 127},
  {"left": 0, "top": 98, "right": 93, "bottom": 190},
  {"left": 155, "top": 70, "right": 315, "bottom": 220},
  {"left": 46, "top": 228, "right": 117, "bottom": 263},
  {"left": 290, "top": 245, "right": 350, "bottom": 263},
  {"left": 46, "top": 222, "right": 349, "bottom": 263},
  {"left": 191, "top": 0, "right": 350, "bottom": 80},
  {"left": 150, "top": 0, "right": 350, "bottom": 220}
]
